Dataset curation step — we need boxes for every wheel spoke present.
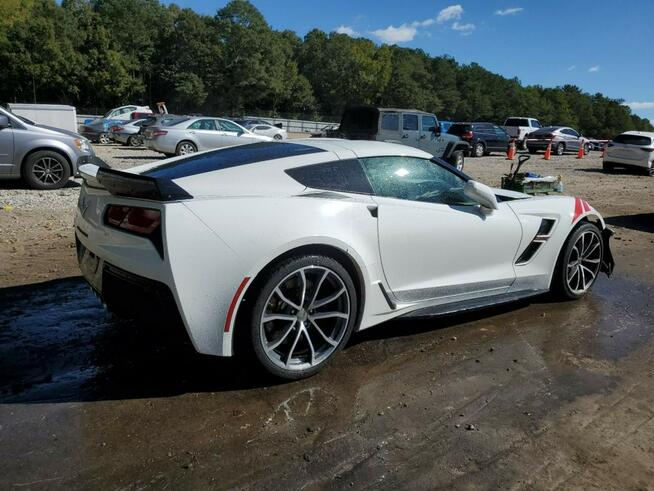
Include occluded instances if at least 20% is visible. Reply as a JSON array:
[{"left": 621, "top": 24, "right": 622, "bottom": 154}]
[
  {"left": 308, "top": 318, "right": 338, "bottom": 347},
  {"left": 285, "top": 324, "right": 303, "bottom": 367},
  {"left": 576, "top": 265, "right": 583, "bottom": 290},
  {"left": 580, "top": 264, "right": 596, "bottom": 282},
  {"left": 299, "top": 269, "right": 308, "bottom": 308},
  {"left": 274, "top": 287, "right": 300, "bottom": 310},
  {"left": 303, "top": 328, "right": 316, "bottom": 365},
  {"left": 309, "top": 270, "right": 329, "bottom": 307},
  {"left": 311, "top": 311, "right": 348, "bottom": 320},
  {"left": 584, "top": 240, "right": 600, "bottom": 258},
  {"left": 262, "top": 314, "right": 296, "bottom": 323},
  {"left": 266, "top": 320, "right": 296, "bottom": 352},
  {"left": 311, "top": 286, "right": 346, "bottom": 309}
]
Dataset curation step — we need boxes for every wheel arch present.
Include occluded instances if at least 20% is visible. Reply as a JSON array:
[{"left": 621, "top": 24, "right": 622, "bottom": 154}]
[
  {"left": 21, "top": 146, "right": 74, "bottom": 177},
  {"left": 230, "top": 243, "right": 367, "bottom": 357}
]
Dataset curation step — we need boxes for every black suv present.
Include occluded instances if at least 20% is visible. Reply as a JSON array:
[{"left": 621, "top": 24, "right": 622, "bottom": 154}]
[{"left": 448, "top": 122, "right": 511, "bottom": 157}]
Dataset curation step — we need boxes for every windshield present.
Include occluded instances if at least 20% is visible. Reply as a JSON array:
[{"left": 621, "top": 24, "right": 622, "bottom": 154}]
[{"left": 504, "top": 118, "right": 529, "bottom": 127}]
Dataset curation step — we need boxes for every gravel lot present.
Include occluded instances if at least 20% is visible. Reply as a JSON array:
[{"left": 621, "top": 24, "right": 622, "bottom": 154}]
[{"left": 1, "top": 141, "right": 653, "bottom": 489}]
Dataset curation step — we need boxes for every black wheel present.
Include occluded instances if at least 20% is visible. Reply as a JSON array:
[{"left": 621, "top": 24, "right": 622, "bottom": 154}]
[
  {"left": 528, "top": 147, "right": 537, "bottom": 154},
  {"left": 247, "top": 255, "right": 358, "bottom": 380},
  {"left": 98, "top": 133, "right": 111, "bottom": 145},
  {"left": 555, "top": 143, "right": 565, "bottom": 156},
  {"left": 273, "top": 134, "right": 283, "bottom": 140},
  {"left": 448, "top": 150, "right": 465, "bottom": 171},
  {"left": 176, "top": 141, "right": 197, "bottom": 156},
  {"left": 473, "top": 142, "right": 485, "bottom": 158},
  {"left": 23, "top": 151, "right": 71, "bottom": 190},
  {"left": 643, "top": 162, "right": 653, "bottom": 176},
  {"left": 552, "top": 222, "right": 603, "bottom": 300},
  {"left": 602, "top": 161, "right": 614, "bottom": 173}
]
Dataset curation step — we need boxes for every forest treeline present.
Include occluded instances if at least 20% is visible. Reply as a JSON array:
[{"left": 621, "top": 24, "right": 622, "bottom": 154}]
[{"left": 1, "top": 0, "right": 651, "bottom": 138}]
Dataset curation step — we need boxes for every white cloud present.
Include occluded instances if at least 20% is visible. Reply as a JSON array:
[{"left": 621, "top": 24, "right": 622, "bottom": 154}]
[
  {"left": 437, "top": 5, "right": 463, "bottom": 23},
  {"left": 626, "top": 102, "right": 654, "bottom": 110},
  {"left": 452, "top": 21, "right": 475, "bottom": 33},
  {"left": 412, "top": 18, "right": 435, "bottom": 27},
  {"left": 495, "top": 7, "right": 524, "bottom": 16},
  {"left": 370, "top": 24, "right": 417, "bottom": 43},
  {"left": 568, "top": 65, "right": 576, "bottom": 71},
  {"left": 588, "top": 65, "right": 600, "bottom": 72},
  {"left": 335, "top": 25, "right": 359, "bottom": 36}
]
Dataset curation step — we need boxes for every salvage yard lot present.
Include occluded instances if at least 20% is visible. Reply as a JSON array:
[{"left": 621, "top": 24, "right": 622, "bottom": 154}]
[{"left": 1, "top": 143, "right": 653, "bottom": 488}]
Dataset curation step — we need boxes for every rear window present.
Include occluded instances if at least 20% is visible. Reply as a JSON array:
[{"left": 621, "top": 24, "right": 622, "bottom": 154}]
[
  {"left": 504, "top": 118, "right": 529, "bottom": 127},
  {"left": 447, "top": 124, "right": 472, "bottom": 136},
  {"left": 285, "top": 159, "right": 373, "bottom": 194},
  {"left": 381, "top": 113, "right": 399, "bottom": 131},
  {"left": 340, "top": 107, "right": 379, "bottom": 134},
  {"left": 613, "top": 134, "right": 652, "bottom": 146},
  {"left": 143, "top": 142, "right": 326, "bottom": 180}
]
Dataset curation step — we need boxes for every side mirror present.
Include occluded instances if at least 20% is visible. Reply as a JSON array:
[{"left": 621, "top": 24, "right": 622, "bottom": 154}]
[
  {"left": 0, "top": 115, "right": 9, "bottom": 129},
  {"left": 464, "top": 180, "right": 499, "bottom": 210},
  {"left": 433, "top": 124, "right": 441, "bottom": 136}
]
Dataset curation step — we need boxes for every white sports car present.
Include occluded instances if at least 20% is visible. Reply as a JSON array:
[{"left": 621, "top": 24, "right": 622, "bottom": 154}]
[{"left": 75, "top": 140, "right": 614, "bottom": 379}]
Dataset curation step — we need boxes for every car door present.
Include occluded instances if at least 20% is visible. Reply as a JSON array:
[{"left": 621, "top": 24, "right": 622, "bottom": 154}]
[
  {"left": 217, "top": 119, "right": 261, "bottom": 146},
  {"left": 0, "top": 119, "right": 14, "bottom": 174},
  {"left": 418, "top": 114, "right": 446, "bottom": 155},
  {"left": 400, "top": 113, "right": 421, "bottom": 148},
  {"left": 360, "top": 156, "right": 522, "bottom": 304},
  {"left": 378, "top": 111, "right": 401, "bottom": 143},
  {"left": 186, "top": 119, "right": 222, "bottom": 150},
  {"left": 562, "top": 128, "right": 580, "bottom": 150},
  {"left": 494, "top": 125, "right": 511, "bottom": 151}
]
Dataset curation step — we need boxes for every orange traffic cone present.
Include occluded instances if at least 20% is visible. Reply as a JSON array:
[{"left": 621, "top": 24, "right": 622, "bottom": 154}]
[
  {"left": 543, "top": 141, "right": 552, "bottom": 160},
  {"left": 576, "top": 145, "right": 584, "bottom": 159},
  {"left": 506, "top": 139, "right": 516, "bottom": 160}
]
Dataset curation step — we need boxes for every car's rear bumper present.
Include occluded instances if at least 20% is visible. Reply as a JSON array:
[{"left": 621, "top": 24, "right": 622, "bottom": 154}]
[{"left": 603, "top": 154, "right": 651, "bottom": 169}]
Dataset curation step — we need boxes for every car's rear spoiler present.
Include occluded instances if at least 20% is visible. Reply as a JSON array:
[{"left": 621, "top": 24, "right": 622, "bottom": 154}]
[{"left": 78, "top": 164, "right": 192, "bottom": 201}]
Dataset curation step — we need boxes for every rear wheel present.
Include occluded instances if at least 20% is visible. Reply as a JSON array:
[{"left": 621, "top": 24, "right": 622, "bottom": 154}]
[
  {"left": 98, "top": 133, "right": 110, "bottom": 145},
  {"left": 473, "top": 142, "right": 485, "bottom": 158},
  {"left": 448, "top": 150, "right": 465, "bottom": 171},
  {"left": 176, "top": 141, "right": 197, "bottom": 156},
  {"left": 644, "top": 162, "right": 653, "bottom": 176},
  {"left": 247, "top": 255, "right": 358, "bottom": 380},
  {"left": 23, "top": 151, "right": 71, "bottom": 190},
  {"left": 273, "top": 134, "right": 283, "bottom": 140},
  {"left": 127, "top": 135, "right": 140, "bottom": 147},
  {"left": 552, "top": 223, "right": 603, "bottom": 300}
]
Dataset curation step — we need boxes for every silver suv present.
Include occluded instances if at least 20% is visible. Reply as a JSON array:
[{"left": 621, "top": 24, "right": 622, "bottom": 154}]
[{"left": 0, "top": 106, "right": 96, "bottom": 189}]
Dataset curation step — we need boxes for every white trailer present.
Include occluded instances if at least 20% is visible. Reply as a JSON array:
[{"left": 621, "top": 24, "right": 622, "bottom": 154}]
[{"left": 7, "top": 103, "right": 78, "bottom": 133}]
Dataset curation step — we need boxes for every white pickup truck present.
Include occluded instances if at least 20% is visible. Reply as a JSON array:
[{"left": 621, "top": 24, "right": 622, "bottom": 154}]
[{"left": 502, "top": 117, "right": 542, "bottom": 149}]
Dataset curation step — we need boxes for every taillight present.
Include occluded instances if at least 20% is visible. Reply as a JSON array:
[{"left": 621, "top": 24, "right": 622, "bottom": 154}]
[
  {"left": 462, "top": 131, "right": 474, "bottom": 139},
  {"left": 152, "top": 130, "right": 168, "bottom": 136},
  {"left": 110, "top": 126, "right": 123, "bottom": 132},
  {"left": 641, "top": 147, "right": 654, "bottom": 152},
  {"left": 105, "top": 206, "right": 161, "bottom": 235}
]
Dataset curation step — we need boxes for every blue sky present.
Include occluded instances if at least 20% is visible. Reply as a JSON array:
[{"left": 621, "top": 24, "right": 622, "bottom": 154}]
[{"left": 162, "top": 0, "right": 654, "bottom": 123}]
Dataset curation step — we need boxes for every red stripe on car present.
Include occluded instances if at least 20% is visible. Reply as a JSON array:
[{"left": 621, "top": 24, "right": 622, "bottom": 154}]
[
  {"left": 582, "top": 200, "right": 591, "bottom": 213},
  {"left": 572, "top": 197, "right": 584, "bottom": 223},
  {"left": 224, "top": 277, "right": 251, "bottom": 333}
]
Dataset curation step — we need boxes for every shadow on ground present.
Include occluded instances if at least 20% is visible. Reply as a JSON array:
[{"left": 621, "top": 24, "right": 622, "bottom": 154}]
[{"left": 605, "top": 213, "right": 654, "bottom": 233}]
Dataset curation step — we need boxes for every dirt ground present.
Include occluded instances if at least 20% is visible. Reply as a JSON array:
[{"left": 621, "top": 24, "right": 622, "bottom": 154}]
[{"left": 1, "top": 143, "right": 653, "bottom": 489}]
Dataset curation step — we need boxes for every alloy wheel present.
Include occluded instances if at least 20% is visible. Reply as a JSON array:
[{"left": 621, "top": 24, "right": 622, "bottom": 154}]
[
  {"left": 32, "top": 157, "right": 65, "bottom": 185},
  {"left": 178, "top": 142, "right": 196, "bottom": 155},
  {"left": 259, "top": 266, "right": 350, "bottom": 371},
  {"left": 566, "top": 230, "right": 602, "bottom": 294},
  {"left": 99, "top": 133, "right": 110, "bottom": 144}
]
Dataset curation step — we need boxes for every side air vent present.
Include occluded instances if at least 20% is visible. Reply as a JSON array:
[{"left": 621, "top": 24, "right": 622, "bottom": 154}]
[
  {"left": 516, "top": 241, "right": 543, "bottom": 264},
  {"left": 536, "top": 218, "right": 556, "bottom": 238}
]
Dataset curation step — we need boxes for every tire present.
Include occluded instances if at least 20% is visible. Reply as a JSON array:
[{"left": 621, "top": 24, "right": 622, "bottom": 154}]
[
  {"left": 98, "top": 133, "right": 111, "bottom": 145},
  {"left": 583, "top": 143, "right": 590, "bottom": 155},
  {"left": 520, "top": 139, "right": 528, "bottom": 151},
  {"left": 23, "top": 151, "right": 71, "bottom": 190},
  {"left": 528, "top": 147, "right": 537, "bottom": 154},
  {"left": 602, "top": 161, "right": 614, "bottom": 173},
  {"left": 273, "top": 134, "right": 283, "bottom": 140},
  {"left": 127, "top": 135, "right": 140, "bottom": 147},
  {"left": 555, "top": 143, "right": 565, "bottom": 156},
  {"left": 552, "top": 222, "right": 603, "bottom": 300},
  {"left": 473, "top": 142, "right": 485, "bottom": 158},
  {"left": 247, "top": 255, "right": 358, "bottom": 380},
  {"left": 643, "top": 162, "right": 653, "bottom": 176},
  {"left": 448, "top": 150, "right": 465, "bottom": 171},
  {"left": 176, "top": 141, "right": 197, "bottom": 156}
]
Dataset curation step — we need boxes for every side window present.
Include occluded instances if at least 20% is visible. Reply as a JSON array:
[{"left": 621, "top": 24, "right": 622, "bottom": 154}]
[
  {"left": 381, "top": 113, "right": 399, "bottom": 131},
  {"left": 403, "top": 114, "right": 419, "bottom": 131},
  {"left": 188, "top": 119, "right": 216, "bottom": 130},
  {"left": 421, "top": 115, "right": 437, "bottom": 132},
  {"left": 109, "top": 109, "right": 120, "bottom": 118},
  {"left": 360, "top": 156, "right": 472, "bottom": 205},
  {"left": 255, "top": 125, "right": 268, "bottom": 130},
  {"left": 531, "top": 120, "right": 542, "bottom": 128},
  {"left": 218, "top": 120, "right": 244, "bottom": 132},
  {"left": 285, "top": 159, "right": 373, "bottom": 194},
  {"left": 494, "top": 125, "right": 508, "bottom": 136}
]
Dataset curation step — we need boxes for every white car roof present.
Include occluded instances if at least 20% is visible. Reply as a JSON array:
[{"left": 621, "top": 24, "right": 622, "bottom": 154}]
[{"left": 621, "top": 131, "right": 654, "bottom": 137}]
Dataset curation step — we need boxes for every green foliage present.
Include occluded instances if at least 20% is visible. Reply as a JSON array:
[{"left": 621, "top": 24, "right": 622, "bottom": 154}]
[{"left": 0, "top": 0, "right": 650, "bottom": 137}]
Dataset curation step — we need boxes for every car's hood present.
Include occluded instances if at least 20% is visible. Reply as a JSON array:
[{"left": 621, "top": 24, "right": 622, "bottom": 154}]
[
  {"left": 36, "top": 124, "right": 85, "bottom": 140},
  {"left": 491, "top": 187, "right": 529, "bottom": 200}
]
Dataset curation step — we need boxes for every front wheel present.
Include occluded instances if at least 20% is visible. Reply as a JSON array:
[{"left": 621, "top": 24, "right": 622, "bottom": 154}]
[
  {"left": 273, "top": 134, "right": 283, "bottom": 140},
  {"left": 448, "top": 150, "right": 465, "bottom": 171},
  {"left": 552, "top": 223, "right": 603, "bottom": 300},
  {"left": 247, "top": 255, "right": 358, "bottom": 379},
  {"left": 473, "top": 142, "right": 485, "bottom": 158},
  {"left": 23, "top": 151, "right": 71, "bottom": 190},
  {"left": 555, "top": 143, "right": 565, "bottom": 156},
  {"left": 98, "top": 133, "right": 111, "bottom": 145},
  {"left": 176, "top": 141, "right": 197, "bottom": 156}
]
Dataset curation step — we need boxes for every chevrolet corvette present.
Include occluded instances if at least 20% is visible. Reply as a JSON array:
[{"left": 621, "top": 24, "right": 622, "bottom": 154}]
[{"left": 75, "top": 140, "right": 614, "bottom": 379}]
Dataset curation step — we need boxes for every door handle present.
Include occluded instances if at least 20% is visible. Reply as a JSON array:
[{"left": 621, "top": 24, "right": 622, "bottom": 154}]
[{"left": 367, "top": 204, "right": 378, "bottom": 218}]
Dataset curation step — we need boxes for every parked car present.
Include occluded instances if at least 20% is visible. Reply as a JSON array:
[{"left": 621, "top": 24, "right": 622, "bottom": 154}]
[
  {"left": 143, "top": 116, "right": 272, "bottom": 156},
  {"left": 603, "top": 131, "right": 654, "bottom": 175},
  {"left": 526, "top": 126, "right": 590, "bottom": 156},
  {"left": 335, "top": 106, "right": 470, "bottom": 170},
  {"left": 108, "top": 119, "right": 150, "bottom": 146},
  {"left": 0, "top": 105, "right": 97, "bottom": 190},
  {"left": 240, "top": 117, "right": 284, "bottom": 129},
  {"left": 439, "top": 120, "right": 454, "bottom": 133},
  {"left": 75, "top": 139, "right": 614, "bottom": 379},
  {"left": 79, "top": 105, "right": 153, "bottom": 143},
  {"left": 447, "top": 122, "right": 511, "bottom": 157},
  {"left": 247, "top": 123, "right": 287, "bottom": 140},
  {"left": 502, "top": 117, "right": 542, "bottom": 149}
]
